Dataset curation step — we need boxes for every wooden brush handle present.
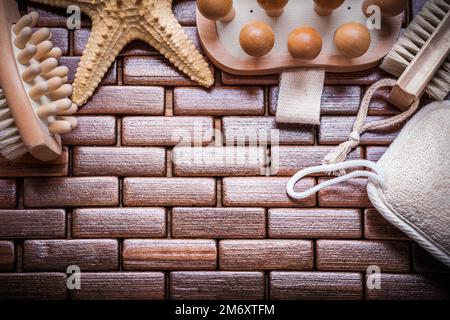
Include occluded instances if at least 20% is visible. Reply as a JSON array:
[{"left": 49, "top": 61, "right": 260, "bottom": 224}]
[
  {"left": 389, "top": 11, "right": 450, "bottom": 110},
  {"left": 0, "top": 0, "right": 61, "bottom": 160}
]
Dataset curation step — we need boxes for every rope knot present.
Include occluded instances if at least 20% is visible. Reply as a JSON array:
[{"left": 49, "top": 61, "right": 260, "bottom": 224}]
[{"left": 349, "top": 131, "right": 361, "bottom": 145}]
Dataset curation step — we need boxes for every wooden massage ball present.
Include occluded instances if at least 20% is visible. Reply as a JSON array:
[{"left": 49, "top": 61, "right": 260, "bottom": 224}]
[
  {"left": 288, "top": 27, "right": 322, "bottom": 60},
  {"left": 334, "top": 22, "right": 371, "bottom": 58},
  {"left": 363, "top": 0, "right": 407, "bottom": 17},
  {"left": 239, "top": 21, "right": 275, "bottom": 57},
  {"left": 257, "top": 0, "right": 289, "bottom": 17},
  {"left": 314, "top": 0, "right": 345, "bottom": 16},
  {"left": 197, "top": 0, "right": 235, "bottom": 22}
]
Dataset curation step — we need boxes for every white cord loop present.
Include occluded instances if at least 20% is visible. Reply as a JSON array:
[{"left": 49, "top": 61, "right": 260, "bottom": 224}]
[{"left": 287, "top": 160, "right": 386, "bottom": 199}]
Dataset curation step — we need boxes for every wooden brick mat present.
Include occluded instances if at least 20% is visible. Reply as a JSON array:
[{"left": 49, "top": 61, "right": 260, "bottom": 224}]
[{"left": 0, "top": 0, "right": 448, "bottom": 300}]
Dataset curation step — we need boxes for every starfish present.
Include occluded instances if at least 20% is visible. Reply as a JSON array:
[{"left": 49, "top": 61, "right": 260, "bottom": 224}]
[{"left": 30, "top": 0, "right": 214, "bottom": 106}]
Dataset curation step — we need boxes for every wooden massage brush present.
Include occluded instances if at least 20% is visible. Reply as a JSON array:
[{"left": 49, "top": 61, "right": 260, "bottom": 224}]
[
  {"left": 196, "top": 0, "right": 405, "bottom": 125},
  {"left": 380, "top": 0, "right": 450, "bottom": 110},
  {"left": 0, "top": 0, "right": 77, "bottom": 162}
]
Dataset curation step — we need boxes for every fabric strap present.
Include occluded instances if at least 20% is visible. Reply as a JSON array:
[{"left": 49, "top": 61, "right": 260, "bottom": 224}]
[{"left": 276, "top": 68, "right": 325, "bottom": 125}]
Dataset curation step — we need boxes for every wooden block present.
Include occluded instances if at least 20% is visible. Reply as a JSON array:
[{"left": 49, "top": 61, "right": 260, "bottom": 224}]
[
  {"left": 123, "top": 57, "right": 197, "bottom": 86},
  {"left": 123, "top": 240, "right": 217, "bottom": 271},
  {"left": 0, "top": 241, "right": 14, "bottom": 271},
  {"left": 174, "top": 87, "right": 265, "bottom": 116},
  {"left": 75, "top": 27, "right": 202, "bottom": 56},
  {"left": 271, "top": 146, "right": 363, "bottom": 176},
  {"left": 0, "top": 180, "right": 16, "bottom": 208},
  {"left": 222, "top": 69, "right": 387, "bottom": 86},
  {"left": 27, "top": 3, "right": 79, "bottom": 27},
  {"left": 74, "top": 28, "right": 158, "bottom": 56},
  {"left": 365, "top": 87, "right": 401, "bottom": 116},
  {"left": 24, "top": 177, "right": 119, "bottom": 207},
  {"left": 174, "top": 0, "right": 197, "bottom": 26},
  {"left": 222, "top": 177, "right": 316, "bottom": 208},
  {"left": 60, "top": 57, "right": 116, "bottom": 85},
  {"left": 173, "top": 146, "right": 266, "bottom": 177},
  {"left": 366, "top": 146, "right": 388, "bottom": 162},
  {"left": 122, "top": 116, "right": 214, "bottom": 146},
  {"left": 170, "top": 271, "right": 265, "bottom": 300},
  {"left": 270, "top": 86, "right": 361, "bottom": 116},
  {"left": 319, "top": 116, "right": 401, "bottom": 145},
  {"left": 268, "top": 209, "right": 362, "bottom": 239},
  {"left": 0, "top": 209, "right": 65, "bottom": 239},
  {"left": 123, "top": 178, "right": 216, "bottom": 206},
  {"left": 0, "top": 148, "right": 69, "bottom": 177},
  {"left": 72, "top": 208, "right": 166, "bottom": 238},
  {"left": 71, "top": 272, "right": 165, "bottom": 300},
  {"left": 73, "top": 147, "right": 166, "bottom": 177},
  {"left": 318, "top": 178, "right": 371, "bottom": 208},
  {"left": 222, "top": 117, "right": 315, "bottom": 145},
  {"left": 316, "top": 240, "right": 410, "bottom": 272},
  {"left": 0, "top": 273, "right": 67, "bottom": 300},
  {"left": 270, "top": 272, "right": 363, "bottom": 300},
  {"left": 366, "top": 274, "right": 450, "bottom": 300},
  {"left": 62, "top": 116, "right": 116, "bottom": 146},
  {"left": 413, "top": 244, "right": 450, "bottom": 274},
  {"left": 364, "top": 209, "right": 409, "bottom": 240},
  {"left": 325, "top": 69, "right": 389, "bottom": 85},
  {"left": 221, "top": 72, "right": 278, "bottom": 86},
  {"left": 172, "top": 207, "right": 266, "bottom": 239},
  {"left": 219, "top": 240, "right": 313, "bottom": 271},
  {"left": 23, "top": 240, "right": 119, "bottom": 271},
  {"left": 77, "top": 86, "right": 165, "bottom": 115}
]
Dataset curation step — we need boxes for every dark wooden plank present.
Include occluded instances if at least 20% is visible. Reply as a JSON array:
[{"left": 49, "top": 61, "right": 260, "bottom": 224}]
[
  {"left": 270, "top": 272, "right": 363, "bottom": 300},
  {"left": 316, "top": 240, "right": 410, "bottom": 272},
  {"left": 72, "top": 208, "right": 166, "bottom": 238},
  {"left": 219, "top": 240, "right": 313, "bottom": 271},
  {"left": 172, "top": 207, "right": 266, "bottom": 239},
  {"left": 0, "top": 209, "right": 65, "bottom": 239},
  {"left": 23, "top": 240, "right": 119, "bottom": 271},
  {"left": 170, "top": 271, "right": 265, "bottom": 300},
  {"left": 123, "top": 240, "right": 217, "bottom": 271},
  {"left": 268, "top": 209, "right": 362, "bottom": 239},
  {"left": 71, "top": 272, "right": 165, "bottom": 300},
  {"left": 0, "top": 273, "right": 67, "bottom": 300}
]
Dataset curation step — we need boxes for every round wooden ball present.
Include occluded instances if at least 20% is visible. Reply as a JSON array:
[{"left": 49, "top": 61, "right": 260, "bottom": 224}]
[
  {"left": 363, "top": 0, "right": 407, "bottom": 17},
  {"left": 334, "top": 22, "right": 371, "bottom": 58},
  {"left": 239, "top": 21, "right": 275, "bottom": 57},
  {"left": 288, "top": 27, "right": 322, "bottom": 60},
  {"left": 197, "top": 0, "right": 233, "bottom": 21},
  {"left": 314, "top": 0, "right": 345, "bottom": 14},
  {"left": 257, "top": 0, "right": 289, "bottom": 13}
]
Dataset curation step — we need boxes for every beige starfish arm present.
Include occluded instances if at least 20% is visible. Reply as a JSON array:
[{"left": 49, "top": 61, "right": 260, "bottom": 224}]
[
  {"left": 139, "top": 1, "right": 214, "bottom": 88},
  {"left": 29, "top": 0, "right": 100, "bottom": 16},
  {"left": 72, "top": 15, "right": 129, "bottom": 106}
]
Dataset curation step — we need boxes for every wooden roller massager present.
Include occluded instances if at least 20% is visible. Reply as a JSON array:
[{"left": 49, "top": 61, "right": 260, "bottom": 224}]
[
  {"left": 0, "top": 0, "right": 77, "bottom": 161},
  {"left": 197, "top": 0, "right": 405, "bottom": 125}
]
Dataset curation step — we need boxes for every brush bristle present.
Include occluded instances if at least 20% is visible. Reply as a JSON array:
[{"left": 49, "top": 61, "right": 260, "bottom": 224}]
[
  {"left": 381, "top": 0, "right": 450, "bottom": 100},
  {"left": 0, "top": 89, "right": 28, "bottom": 160}
]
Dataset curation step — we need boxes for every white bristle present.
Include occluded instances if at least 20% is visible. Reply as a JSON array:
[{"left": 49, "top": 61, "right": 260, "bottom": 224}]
[
  {"left": 0, "top": 89, "right": 27, "bottom": 161},
  {"left": 381, "top": 0, "right": 450, "bottom": 100}
]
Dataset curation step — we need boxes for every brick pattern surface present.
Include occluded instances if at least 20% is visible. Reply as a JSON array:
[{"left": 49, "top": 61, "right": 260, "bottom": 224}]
[{"left": 1, "top": 0, "right": 447, "bottom": 300}]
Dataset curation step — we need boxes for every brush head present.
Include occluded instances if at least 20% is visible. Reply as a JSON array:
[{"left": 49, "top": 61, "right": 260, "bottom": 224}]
[
  {"left": 381, "top": 0, "right": 450, "bottom": 101},
  {"left": 0, "top": 7, "right": 78, "bottom": 162}
]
